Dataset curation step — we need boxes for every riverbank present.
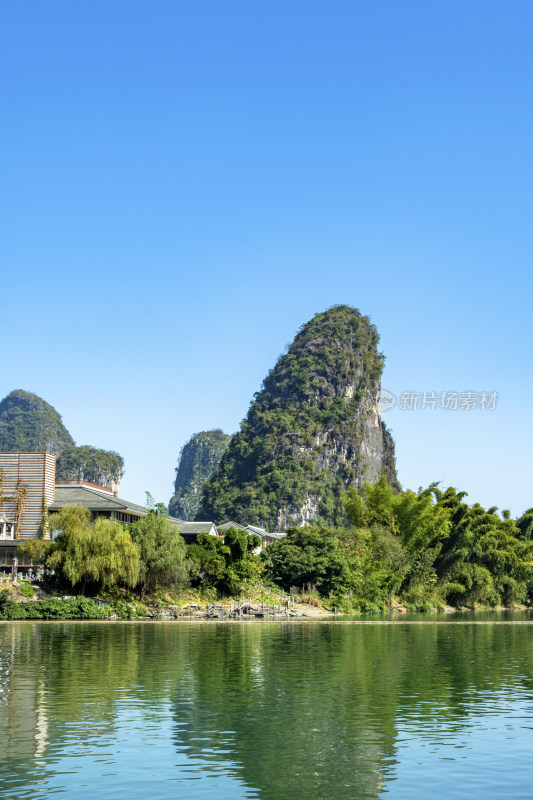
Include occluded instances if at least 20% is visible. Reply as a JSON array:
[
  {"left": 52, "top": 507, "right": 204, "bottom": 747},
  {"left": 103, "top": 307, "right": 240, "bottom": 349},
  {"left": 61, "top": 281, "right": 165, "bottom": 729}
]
[
  {"left": 0, "top": 585, "right": 331, "bottom": 621},
  {"left": 0, "top": 588, "right": 529, "bottom": 622}
]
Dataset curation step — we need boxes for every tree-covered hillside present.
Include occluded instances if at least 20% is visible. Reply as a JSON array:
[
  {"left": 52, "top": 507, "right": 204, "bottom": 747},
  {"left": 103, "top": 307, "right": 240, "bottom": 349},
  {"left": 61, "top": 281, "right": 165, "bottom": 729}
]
[
  {"left": 169, "top": 430, "right": 230, "bottom": 520},
  {"left": 56, "top": 446, "right": 124, "bottom": 491},
  {"left": 0, "top": 390, "right": 74, "bottom": 456},
  {"left": 198, "top": 305, "right": 399, "bottom": 529},
  {"left": 0, "top": 389, "right": 124, "bottom": 490}
]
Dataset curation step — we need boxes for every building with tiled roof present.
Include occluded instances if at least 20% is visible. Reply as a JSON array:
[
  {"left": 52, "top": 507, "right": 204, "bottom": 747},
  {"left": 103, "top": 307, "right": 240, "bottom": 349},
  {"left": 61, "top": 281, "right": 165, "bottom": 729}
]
[
  {"left": 50, "top": 482, "right": 158, "bottom": 526},
  {"left": 0, "top": 455, "right": 218, "bottom": 572}
]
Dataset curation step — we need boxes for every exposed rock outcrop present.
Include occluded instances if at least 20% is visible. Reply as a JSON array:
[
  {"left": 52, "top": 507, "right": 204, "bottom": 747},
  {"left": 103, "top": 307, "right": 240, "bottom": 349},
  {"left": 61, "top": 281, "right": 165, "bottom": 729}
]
[
  {"left": 56, "top": 446, "right": 124, "bottom": 492},
  {"left": 198, "top": 305, "right": 399, "bottom": 528},
  {"left": 169, "top": 430, "right": 230, "bottom": 520}
]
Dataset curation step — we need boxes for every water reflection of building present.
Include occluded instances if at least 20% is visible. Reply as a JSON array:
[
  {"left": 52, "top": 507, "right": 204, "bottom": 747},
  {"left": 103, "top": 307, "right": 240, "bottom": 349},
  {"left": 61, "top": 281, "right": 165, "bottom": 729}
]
[{"left": 0, "top": 625, "right": 49, "bottom": 761}]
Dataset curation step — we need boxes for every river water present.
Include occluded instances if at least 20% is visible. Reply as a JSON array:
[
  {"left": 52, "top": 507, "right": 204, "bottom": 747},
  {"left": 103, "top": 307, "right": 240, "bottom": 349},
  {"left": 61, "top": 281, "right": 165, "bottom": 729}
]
[{"left": 1, "top": 617, "right": 532, "bottom": 799}]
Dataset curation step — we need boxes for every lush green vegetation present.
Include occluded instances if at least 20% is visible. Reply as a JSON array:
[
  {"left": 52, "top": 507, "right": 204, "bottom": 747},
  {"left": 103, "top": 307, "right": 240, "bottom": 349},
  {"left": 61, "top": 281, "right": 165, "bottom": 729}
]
[
  {"left": 0, "top": 591, "right": 109, "bottom": 620},
  {"left": 187, "top": 527, "right": 262, "bottom": 595},
  {"left": 169, "top": 429, "right": 231, "bottom": 520},
  {"left": 0, "top": 389, "right": 74, "bottom": 456},
  {"left": 4, "top": 482, "right": 532, "bottom": 618},
  {"left": 17, "top": 537, "right": 54, "bottom": 565},
  {"left": 40, "top": 506, "right": 192, "bottom": 598},
  {"left": 262, "top": 478, "right": 533, "bottom": 611},
  {"left": 7, "top": 507, "right": 260, "bottom": 610},
  {"left": 130, "top": 512, "right": 188, "bottom": 599},
  {"left": 56, "top": 445, "right": 124, "bottom": 488},
  {"left": 198, "top": 306, "right": 398, "bottom": 529},
  {"left": 47, "top": 506, "right": 140, "bottom": 593}
]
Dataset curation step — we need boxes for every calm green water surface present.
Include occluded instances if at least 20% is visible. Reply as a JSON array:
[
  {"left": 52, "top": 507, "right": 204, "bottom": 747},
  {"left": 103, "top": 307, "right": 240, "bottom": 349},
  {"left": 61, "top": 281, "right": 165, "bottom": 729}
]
[{"left": 1, "top": 619, "right": 532, "bottom": 799}]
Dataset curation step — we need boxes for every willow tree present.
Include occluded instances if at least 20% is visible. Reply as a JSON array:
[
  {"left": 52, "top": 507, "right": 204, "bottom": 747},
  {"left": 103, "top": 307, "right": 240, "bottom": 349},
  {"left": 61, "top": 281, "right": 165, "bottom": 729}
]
[
  {"left": 130, "top": 513, "right": 189, "bottom": 600},
  {"left": 47, "top": 505, "right": 140, "bottom": 592}
]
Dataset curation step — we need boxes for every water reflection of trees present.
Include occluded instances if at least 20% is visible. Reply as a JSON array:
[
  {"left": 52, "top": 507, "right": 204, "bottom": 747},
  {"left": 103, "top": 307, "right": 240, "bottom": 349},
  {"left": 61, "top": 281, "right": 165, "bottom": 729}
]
[
  {"left": 0, "top": 622, "right": 532, "bottom": 800},
  {"left": 0, "top": 623, "right": 187, "bottom": 797},
  {"left": 170, "top": 623, "right": 533, "bottom": 800}
]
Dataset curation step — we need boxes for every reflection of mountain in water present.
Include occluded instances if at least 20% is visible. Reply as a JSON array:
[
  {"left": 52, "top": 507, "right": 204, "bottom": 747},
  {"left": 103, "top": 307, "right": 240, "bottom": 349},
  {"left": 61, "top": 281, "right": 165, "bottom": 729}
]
[
  {"left": 169, "top": 623, "right": 533, "bottom": 800},
  {"left": 1, "top": 622, "right": 533, "bottom": 800},
  {"left": 171, "top": 624, "right": 394, "bottom": 799}
]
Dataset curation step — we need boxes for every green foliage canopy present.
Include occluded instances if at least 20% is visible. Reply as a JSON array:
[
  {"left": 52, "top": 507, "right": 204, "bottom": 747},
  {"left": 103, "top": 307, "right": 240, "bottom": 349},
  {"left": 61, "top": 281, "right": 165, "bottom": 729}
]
[
  {"left": 47, "top": 506, "right": 140, "bottom": 592},
  {"left": 16, "top": 537, "right": 53, "bottom": 565},
  {"left": 432, "top": 487, "right": 533, "bottom": 607},
  {"left": 130, "top": 513, "right": 188, "bottom": 599},
  {"left": 263, "top": 478, "right": 533, "bottom": 611},
  {"left": 188, "top": 527, "right": 262, "bottom": 595}
]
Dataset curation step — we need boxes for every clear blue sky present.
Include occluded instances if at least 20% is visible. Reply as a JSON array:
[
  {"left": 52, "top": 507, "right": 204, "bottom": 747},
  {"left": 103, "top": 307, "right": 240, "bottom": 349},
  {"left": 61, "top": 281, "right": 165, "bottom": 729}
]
[{"left": 2, "top": 1, "right": 531, "bottom": 517}]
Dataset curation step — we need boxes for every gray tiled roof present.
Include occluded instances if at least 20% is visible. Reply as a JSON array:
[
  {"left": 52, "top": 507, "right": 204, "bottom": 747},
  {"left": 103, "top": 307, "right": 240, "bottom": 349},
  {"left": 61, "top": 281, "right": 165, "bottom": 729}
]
[
  {"left": 246, "top": 525, "right": 286, "bottom": 539},
  {"left": 246, "top": 525, "right": 268, "bottom": 535},
  {"left": 177, "top": 521, "right": 217, "bottom": 535},
  {"left": 218, "top": 521, "right": 247, "bottom": 531},
  {"left": 49, "top": 486, "right": 149, "bottom": 516}
]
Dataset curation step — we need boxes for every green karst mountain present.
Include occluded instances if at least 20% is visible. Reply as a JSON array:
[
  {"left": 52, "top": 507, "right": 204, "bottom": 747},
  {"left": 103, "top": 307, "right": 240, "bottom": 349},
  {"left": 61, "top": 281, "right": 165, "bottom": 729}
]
[
  {"left": 197, "top": 305, "right": 399, "bottom": 529},
  {"left": 56, "top": 446, "right": 124, "bottom": 493},
  {"left": 169, "top": 430, "right": 231, "bottom": 520},
  {"left": 0, "top": 390, "right": 74, "bottom": 456},
  {"left": 0, "top": 390, "right": 124, "bottom": 491}
]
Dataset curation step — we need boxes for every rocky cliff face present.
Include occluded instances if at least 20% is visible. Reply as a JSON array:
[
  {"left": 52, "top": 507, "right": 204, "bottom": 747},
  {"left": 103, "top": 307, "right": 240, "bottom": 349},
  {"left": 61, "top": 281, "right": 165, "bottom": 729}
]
[
  {"left": 0, "top": 390, "right": 124, "bottom": 491},
  {"left": 56, "top": 446, "right": 124, "bottom": 492},
  {"left": 198, "top": 305, "right": 399, "bottom": 529},
  {"left": 169, "top": 430, "right": 231, "bottom": 520}
]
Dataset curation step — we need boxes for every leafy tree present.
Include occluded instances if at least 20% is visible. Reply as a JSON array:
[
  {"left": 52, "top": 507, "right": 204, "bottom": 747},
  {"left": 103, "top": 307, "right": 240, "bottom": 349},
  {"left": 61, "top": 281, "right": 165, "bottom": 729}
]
[
  {"left": 516, "top": 508, "right": 533, "bottom": 541},
  {"left": 16, "top": 538, "right": 53, "bottom": 564},
  {"left": 188, "top": 528, "right": 262, "bottom": 595},
  {"left": 344, "top": 477, "right": 450, "bottom": 605},
  {"left": 432, "top": 488, "right": 533, "bottom": 607},
  {"left": 145, "top": 492, "right": 170, "bottom": 517},
  {"left": 262, "top": 526, "right": 351, "bottom": 596},
  {"left": 130, "top": 514, "right": 188, "bottom": 600},
  {"left": 188, "top": 533, "right": 227, "bottom": 589},
  {"left": 47, "top": 506, "right": 140, "bottom": 592}
]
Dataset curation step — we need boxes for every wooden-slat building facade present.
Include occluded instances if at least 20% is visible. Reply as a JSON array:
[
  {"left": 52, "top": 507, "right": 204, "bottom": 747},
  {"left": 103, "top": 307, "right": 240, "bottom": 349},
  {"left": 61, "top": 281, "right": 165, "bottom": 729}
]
[{"left": 0, "top": 453, "right": 56, "bottom": 564}]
